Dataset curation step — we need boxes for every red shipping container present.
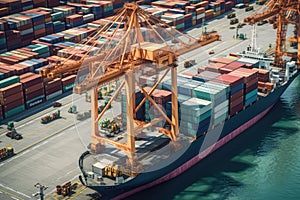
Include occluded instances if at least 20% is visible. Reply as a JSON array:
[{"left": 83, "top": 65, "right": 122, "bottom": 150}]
[
  {"left": 20, "top": 75, "right": 43, "bottom": 88},
  {"left": 44, "top": 78, "right": 61, "bottom": 90},
  {"left": 20, "top": 72, "right": 35, "bottom": 80},
  {"left": 0, "top": 83, "right": 22, "bottom": 98},
  {"left": 0, "top": 92, "right": 23, "bottom": 105},
  {"left": 229, "top": 102, "right": 243, "bottom": 116},
  {"left": 25, "top": 82, "right": 44, "bottom": 94},
  {"left": 62, "top": 75, "right": 76, "bottom": 86},
  {"left": 3, "top": 98, "right": 24, "bottom": 111},
  {"left": 45, "top": 86, "right": 61, "bottom": 96},
  {"left": 213, "top": 74, "right": 244, "bottom": 89},
  {"left": 245, "top": 82, "right": 258, "bottom": 94},
  {"left": 25, "top": 88, "right": 44, "bottom": 101},
  {"left": 230, "top": 89, "right": 243, "bottom": 102},
  {"left": 230, "top": 96, "right": 244, "bottom": 108}
]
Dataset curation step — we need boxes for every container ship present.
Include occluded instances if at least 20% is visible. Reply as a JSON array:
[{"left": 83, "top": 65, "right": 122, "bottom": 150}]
[
  {"left": 0, "top": 0, "right": 298, "bottom": 199},
  {"left": 78, "top": 46, "right": 299, "bottom": 199},
  {"left": 74, "top": 2, "right": 300, "bottom": 200}
]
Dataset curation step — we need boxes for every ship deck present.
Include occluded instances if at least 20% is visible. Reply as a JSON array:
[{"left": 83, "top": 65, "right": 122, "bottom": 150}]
[{"left": 82, "top": 128, "right": 193, "bottom": 186}]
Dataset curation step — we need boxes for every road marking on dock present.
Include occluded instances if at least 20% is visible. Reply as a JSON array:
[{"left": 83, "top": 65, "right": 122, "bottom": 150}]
[{"left": 0, "top": 183, "right": 29, "bottom": 199}]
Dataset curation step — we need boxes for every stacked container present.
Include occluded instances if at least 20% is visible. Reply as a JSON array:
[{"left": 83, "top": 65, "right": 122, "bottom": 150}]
[
  {"left": 252, "top": 68, "right": 273, "bottom": 93},
  {"left": 24, "top": 43, "right": 50, "bottom": 58},
  {"left": 0, "top": 31, "right": 7, "bottom": 53},
  {"left": 0, "top": 0, "right": 22, "bottom": 17},
  {"left": 193, "top": 70, "right": 220, "bottom": 83},
  {"left": 196, "top": 7, "right": 205, "bottom": 25},
  {"left": 61, "top": 74, "right": 76, "bottom": 92},
  {"left": 213, "top": 74, "right": 244, "bottom": 116},
  {"left": 46, "top": 0, "right": 60, "bottom": 8},
  {"left": 161, "top": 13, "right": 184, "bottom": 31},
  {"left": 121, "top": 90, "right": 145, "bottom": 123},
  {"left": 33, "top": 0, "right": 46, "bottom": 7},
  {"left": 166, "top": 94, "right": 190, "bottom": 124},
  {"left": 0, "top": 76, "right": 25, "bottom": 118},
  {"left": 66, "top": 14, "right": 84, "bottom": 28},
  {"left": 219, "top": 61, "right": 245, "bottom": 74},
  {"left": 184, "top": 13, "right": 192, "bottom": 30},
  {"left": 180, "top": 97, "right": 212, "bottom": 137},
  {"left": 20, "top": 72, "right": 45, "bottom": 108},
  {"left": 44, "top": 78, "right": 62, "bottom": 100},
  {"left": 5, "top": 30, "right": 21, "bottom": 50},
  {"left": 148, "top": 89, "right": 172, "bottom": 127},
  {"left": 201, "top": 81, "right": 229, "bottom": 126},
  {"left": 229, "top": 68, "right": 258, "bottom": 107}
]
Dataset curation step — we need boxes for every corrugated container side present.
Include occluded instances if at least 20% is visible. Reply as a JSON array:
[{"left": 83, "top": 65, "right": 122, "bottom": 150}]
[{"left": 0, "top": 82, "right": 22, "bottom": 98}]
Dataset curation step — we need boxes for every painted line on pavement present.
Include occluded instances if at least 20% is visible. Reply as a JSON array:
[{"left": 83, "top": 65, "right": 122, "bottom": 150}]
[
  {"left": 0, "top": 183, "right": 28, "bottom": 199},
  {"left": 0, "top": 124, "right": 75, "bottom": 167},
  {"left": 15, "top": 124, "right": 75, "bottom": 154}
]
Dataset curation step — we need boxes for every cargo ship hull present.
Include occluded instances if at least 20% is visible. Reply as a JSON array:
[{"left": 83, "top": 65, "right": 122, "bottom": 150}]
[{"left": 83, "top": 73, "right": 299, "bottom": 200}]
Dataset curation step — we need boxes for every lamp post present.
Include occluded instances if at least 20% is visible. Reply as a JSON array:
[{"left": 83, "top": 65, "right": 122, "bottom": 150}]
[{"left": 32, "top": 183, "right": 48, "bottom": 200}]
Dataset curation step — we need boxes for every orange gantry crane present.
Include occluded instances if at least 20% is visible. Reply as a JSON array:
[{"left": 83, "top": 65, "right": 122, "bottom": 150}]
[
  {"left": 244, "top": 0, "right": 300, "bottom": 68},
  {"left": 71, "top": 2, "right": 193, "bottom": 156},
  {"left": 38, "top": 3, "right": 222, "bottom": 160}
]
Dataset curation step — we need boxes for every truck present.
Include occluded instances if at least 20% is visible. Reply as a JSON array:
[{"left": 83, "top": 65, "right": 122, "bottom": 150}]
[
  {"left": 7, "top": 121, "right": 14, "bottom": 131},
  {"left": 6, "top": 129, "right": 22, "bottom": 140},
  {"left": 230, "top": 18, "right": 239, "bottom": 25},
  {"left": 0, "top": 146, "right": 14, "bottom": 161},
  {"left": 68, "top": 105, "right": 77, "bottom": 114},
  {"left": 227, "top": 13, "right": 236, "bottom": 19},
  {"left": 245, "top": 5, "right": 254, "bottom": 11},
  {"left": 99, "top": 119, "right": 121, "bottom": 137},
  {"left": 41, "top": 110, "right": 61, "bottom": 124},
  {"left": 184, "top": 60, "right": 196, "bottom": 68}
]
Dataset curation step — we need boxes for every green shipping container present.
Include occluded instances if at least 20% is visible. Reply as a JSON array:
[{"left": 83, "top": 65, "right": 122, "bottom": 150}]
[
  {"left": 192, "top": 86, "right": 223, "bottom": 101},
  {"left": 63, "top": 83, "right": 75, "bottom": 92},
  {"left": 0, "top": 76, "right": 20, "bottom": 89},
  {"left": 27, "top": 95, "right": 45, "bottom": 104},
  {"left": 5, "top": 105, "right": 25, "bottom": 118},
  {"left": 245, "top": 88, "right": 258, "bottom": 100}
]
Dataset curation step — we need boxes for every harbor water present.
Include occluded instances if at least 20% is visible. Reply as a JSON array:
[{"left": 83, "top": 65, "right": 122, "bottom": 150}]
[{"left": 127, "top": 75, "right": 300, "bottom": 200}]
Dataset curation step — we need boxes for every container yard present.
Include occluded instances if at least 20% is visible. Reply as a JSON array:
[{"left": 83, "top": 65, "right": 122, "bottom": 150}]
[{"left": 0, "top": 0, "right": 299, "bottom": 200}]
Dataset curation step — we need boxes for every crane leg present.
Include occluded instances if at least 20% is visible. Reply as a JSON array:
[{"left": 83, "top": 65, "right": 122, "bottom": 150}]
[
  {"left": 171, "top": 66, "right": 179, "bottom": 140},
  {"left": 125, "top": 70, "right": 136, "bottom": 153},
  {"left": 90, "top": 87, "right": 104, "bottom": 154}
]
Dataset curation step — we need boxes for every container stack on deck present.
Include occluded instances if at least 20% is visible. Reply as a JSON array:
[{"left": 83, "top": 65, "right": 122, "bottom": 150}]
[
  {"left": 180, "top": 97, "right": 212, "bottom": 137},
  {"left": 121, "top": 90, "right": 146, "bottom": 124},
  {"left": 229, "top": 68, "right": 258, "bottom": 107},
  {"left": 213, "top": 74, "right": 244, "bottom": 116}
]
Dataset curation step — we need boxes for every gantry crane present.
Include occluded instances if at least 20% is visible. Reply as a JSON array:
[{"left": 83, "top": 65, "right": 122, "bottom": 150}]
[
  {"left": 244, "top": 0, "right": 300, "bottom": 68},
  {"left": 39, "top": 3, "right": 222, "bottom": 174},
  {"left": 70, "top": 2, "right": 197, "bottom": 158}
]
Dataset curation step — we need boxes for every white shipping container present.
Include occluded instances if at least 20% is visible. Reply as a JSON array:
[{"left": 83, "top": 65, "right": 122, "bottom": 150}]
[{"left": 92, "top": 162, "right": 105, "bottom": 176}]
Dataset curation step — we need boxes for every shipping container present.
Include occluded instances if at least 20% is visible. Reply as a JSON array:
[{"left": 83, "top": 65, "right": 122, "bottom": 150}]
[
  {"left": 0, "top": 82, "right": 22, "bottom": 98},
  {"left": 4, "top": 104, "right": 25, "bottom": 118},
  {"left": 0, "top": 76, "right": 20, "bottom": 89}
]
